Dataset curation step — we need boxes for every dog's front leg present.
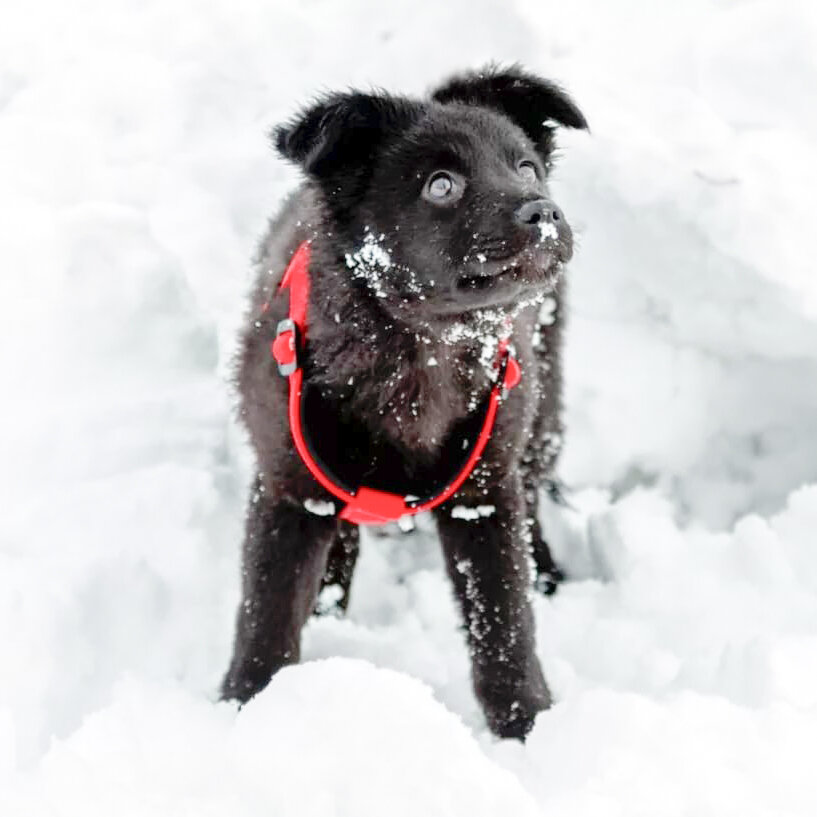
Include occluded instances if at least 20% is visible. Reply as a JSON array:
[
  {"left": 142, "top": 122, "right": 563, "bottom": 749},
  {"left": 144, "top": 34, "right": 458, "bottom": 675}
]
[
  {"left": 221, "top": 490, "right": 339, "bottom": 703},
  {"left": 435, "top": 480, "right": 551, "bottom": 739}
]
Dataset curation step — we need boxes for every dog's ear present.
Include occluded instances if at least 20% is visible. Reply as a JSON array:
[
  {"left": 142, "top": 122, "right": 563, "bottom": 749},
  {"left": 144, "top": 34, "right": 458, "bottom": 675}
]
[
  {"left": 274, "top": 92, "right": 422, "bottom": 179},
  {"left": 432, "top": 66, "right": 587, "bottom": 155}
]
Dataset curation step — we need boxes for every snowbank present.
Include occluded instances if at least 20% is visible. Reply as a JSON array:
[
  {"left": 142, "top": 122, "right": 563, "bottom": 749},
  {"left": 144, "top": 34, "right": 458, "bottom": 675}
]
[{"left": 2, "top": 660, "right": 539, "bottom": 817}]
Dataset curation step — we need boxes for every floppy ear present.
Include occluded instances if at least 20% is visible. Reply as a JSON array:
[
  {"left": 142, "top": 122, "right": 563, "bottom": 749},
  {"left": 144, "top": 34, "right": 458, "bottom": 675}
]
[
  {"left": 274, "top": 92, "right": 423, "bottom": 179},
  {"left": 431, "top": 65, "right": 587, "bottom": 155}
]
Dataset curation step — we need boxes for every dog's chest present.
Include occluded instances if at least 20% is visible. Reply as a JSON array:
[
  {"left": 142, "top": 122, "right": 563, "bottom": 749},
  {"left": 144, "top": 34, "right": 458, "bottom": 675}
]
[{"left": 302, "top": 342, "right": 495, "bottom": 494}]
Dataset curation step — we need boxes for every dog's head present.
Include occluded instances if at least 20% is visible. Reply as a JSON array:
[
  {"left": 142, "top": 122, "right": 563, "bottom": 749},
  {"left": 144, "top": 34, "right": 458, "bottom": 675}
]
[{"left": 275, "top": 66, "right": 587, "bottom": 321}]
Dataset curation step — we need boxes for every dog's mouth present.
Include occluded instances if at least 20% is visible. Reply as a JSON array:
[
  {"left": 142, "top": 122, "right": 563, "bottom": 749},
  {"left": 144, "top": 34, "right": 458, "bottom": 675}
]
[
  {"left": 456, "top": 246, "right": 563, "bottom": 295},
  {"left": 456, "top": 264, "right": 522, "bottom": 292}
]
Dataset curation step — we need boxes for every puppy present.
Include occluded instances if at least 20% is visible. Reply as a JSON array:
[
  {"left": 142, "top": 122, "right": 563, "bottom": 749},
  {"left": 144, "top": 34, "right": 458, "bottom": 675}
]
[{"left": 222, "top": 66, "right": 587, "bottom": 739}]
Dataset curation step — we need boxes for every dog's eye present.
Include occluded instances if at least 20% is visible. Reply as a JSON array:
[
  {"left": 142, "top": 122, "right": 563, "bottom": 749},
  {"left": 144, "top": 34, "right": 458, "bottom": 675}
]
[
  {"left": 422, "top": 171, "right": 466, "bottom": 206},
  {"left": 517, "top": 160, "right": 538, "bottom": 184},
  {"left": 427, "top": 172, "right": 454, "bottom": 199}
]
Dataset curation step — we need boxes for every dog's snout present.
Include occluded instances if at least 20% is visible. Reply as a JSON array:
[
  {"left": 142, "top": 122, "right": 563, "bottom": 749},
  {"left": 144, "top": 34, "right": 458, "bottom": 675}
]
[{"left": 514, "top": 199, "right": 563, "bottom": 228}]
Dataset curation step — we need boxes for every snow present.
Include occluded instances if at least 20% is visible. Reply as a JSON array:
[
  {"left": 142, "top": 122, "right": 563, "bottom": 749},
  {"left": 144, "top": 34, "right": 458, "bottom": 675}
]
[
  {"left": 3, "top": 662, "right": 540, "bottom": 816},
  {"left": 2, "top": 0, "right": 817, "bottom": 815},
  {"left": 538, "top": 221, "right": 559, "bottom": 241},
  {"left": 304, "top": 498, "right": 337, "bottom": 517},
  {"left": 345, "top": 230, "right": 395, "bottom": 299},
  {"left": 450, "top": 504, "right": 497, "bottom": 520}
]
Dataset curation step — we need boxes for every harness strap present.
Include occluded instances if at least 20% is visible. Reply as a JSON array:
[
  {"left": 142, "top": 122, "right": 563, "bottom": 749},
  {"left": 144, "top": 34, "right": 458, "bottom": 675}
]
[{"left": 270, "top": 241, "right": 521, "bottom": 525}]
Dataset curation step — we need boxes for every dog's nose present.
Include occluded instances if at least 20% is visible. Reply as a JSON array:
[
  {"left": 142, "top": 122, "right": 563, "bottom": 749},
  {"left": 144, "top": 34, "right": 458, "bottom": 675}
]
[
  {"left": 514, "top": 198, "right": 573, "bottom": 261},
  {"left": 514, "top": 199, "right": 564, "bottom": 227}
]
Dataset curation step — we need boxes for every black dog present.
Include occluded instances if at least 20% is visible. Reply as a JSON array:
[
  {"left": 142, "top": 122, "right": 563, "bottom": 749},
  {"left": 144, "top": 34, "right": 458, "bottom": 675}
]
[{"left": 221, "top": 66, "right": 587, "bottom": 739}]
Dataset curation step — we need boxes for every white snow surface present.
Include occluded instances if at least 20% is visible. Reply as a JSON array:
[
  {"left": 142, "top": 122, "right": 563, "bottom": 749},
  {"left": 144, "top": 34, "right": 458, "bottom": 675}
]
[
  {"left": 451, "top": 504, "right": 497, "bottom": 520},
  {"left": 2, "top": 1, "right": 817, "bottom": 814},
  {"left": 304, "top": 498, "right": 337, "bottom": 517}
]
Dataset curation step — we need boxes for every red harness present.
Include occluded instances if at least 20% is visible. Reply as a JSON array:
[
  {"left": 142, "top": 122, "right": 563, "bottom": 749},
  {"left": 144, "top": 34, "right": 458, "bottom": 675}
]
[{"left": 270, "top": 241, "right": 521, "bottom": 525}]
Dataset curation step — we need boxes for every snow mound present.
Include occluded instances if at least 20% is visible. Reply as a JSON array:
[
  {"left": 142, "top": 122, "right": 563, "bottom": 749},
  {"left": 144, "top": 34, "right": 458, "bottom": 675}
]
[
  {"left": 507, "top": 688, "right": 816, "bottom": 817},
  {"left": 541, "top": 485, "right": 817, "bottom": 707},
  {"left": 3, "top": 660, "right": 538, "bottom": 817}
]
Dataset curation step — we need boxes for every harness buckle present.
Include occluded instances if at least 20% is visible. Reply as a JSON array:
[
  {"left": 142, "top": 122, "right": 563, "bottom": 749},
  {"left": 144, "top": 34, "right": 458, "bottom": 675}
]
[
  {"left": 501, "top": 349, "right": 522, "bottom": 400},
  {"left": 271, "top": 318, "right": 299, "bottom": 376},
  {"left": 338, "top": 487, "right": 409, "bottom": 525}
]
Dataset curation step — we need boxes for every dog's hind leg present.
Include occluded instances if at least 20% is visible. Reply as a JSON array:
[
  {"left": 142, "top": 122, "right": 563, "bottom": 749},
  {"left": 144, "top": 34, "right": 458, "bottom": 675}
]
[
  {"left": 521, "top": 433, "right": 564, "bottom": 594},
  {"left": 523, "top": 478, "right": 564, "bottom": 595},
  {"left": 221, "top": 487, "right": 338, "bottom": 704},
  {"left": 316, "top": 521, "right": 360, "bottom": 614},
  {"left": 523, "top": 315, "right": 566, "bottom": 593}
]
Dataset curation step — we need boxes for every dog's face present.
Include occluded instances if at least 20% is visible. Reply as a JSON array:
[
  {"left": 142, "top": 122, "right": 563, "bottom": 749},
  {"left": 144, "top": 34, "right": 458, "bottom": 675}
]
[{"left": 275, "top": 67, "right": 587, "bottom": 323}]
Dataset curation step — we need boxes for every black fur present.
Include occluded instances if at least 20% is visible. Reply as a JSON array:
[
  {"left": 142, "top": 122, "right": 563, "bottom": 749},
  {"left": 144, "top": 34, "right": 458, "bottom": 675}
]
[{"left": 222, "top": 66, "right": 587, "bottom": 739}]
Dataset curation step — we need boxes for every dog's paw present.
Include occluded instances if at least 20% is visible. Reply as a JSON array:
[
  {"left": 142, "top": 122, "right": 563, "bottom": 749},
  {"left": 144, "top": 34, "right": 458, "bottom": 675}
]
[
  {"left": 534, "top": 564, "right": 564, "bottom": 596},
  {"left": 480, "top": 682, "right": 552, "bottom": 741}
]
